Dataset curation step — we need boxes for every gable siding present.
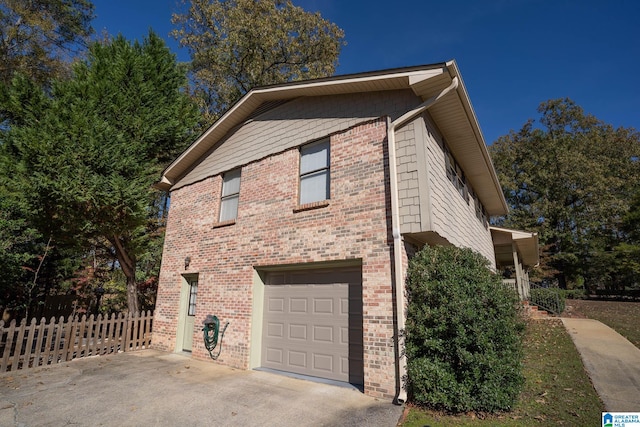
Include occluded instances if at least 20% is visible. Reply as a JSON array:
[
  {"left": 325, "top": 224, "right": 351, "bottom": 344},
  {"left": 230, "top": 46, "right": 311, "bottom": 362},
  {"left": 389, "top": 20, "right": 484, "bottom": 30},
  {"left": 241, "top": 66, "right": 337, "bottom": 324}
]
[
  {"left": 175, "top": 90, "right": 421, "bottom": 190},
  {"left": 422, "top": 114, "right": 495, "bottom": 266}
]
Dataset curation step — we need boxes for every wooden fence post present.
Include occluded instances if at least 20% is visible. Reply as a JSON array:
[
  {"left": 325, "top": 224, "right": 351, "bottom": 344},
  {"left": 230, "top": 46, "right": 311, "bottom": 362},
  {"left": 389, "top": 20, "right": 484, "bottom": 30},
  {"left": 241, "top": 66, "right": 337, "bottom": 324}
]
[
  {"left": 122, "top": 312, "right": 130, "bottom": 352},
  {"left": 10, "top": 319, "right": 27, "bottom": 370},
  {"left": 22, "top": 318, "right": 37, "bottom": 368},
  {"left": 1, "top": 320, "right": 16, "bottom": 371},
  {"left": 61, "top": 314, "right": 74, "bottom": 363},
  {"left": 0, "top": 310, "right": 154, "bottom": 373},
  {"left": 32, "top": 317, "right": 46, "bottom": 368},
  {"left": 50, "top": 316, "right": 65, "bottom": 364},
  {"left": 41, "top": 317, "right": 56, "bottom": 368}
]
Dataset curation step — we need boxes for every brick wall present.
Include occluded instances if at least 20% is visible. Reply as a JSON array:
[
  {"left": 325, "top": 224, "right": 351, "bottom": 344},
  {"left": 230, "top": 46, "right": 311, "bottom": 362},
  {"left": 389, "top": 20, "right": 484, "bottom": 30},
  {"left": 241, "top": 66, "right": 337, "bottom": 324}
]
[{"left": 153, "top": 118, "right": 401, "bottom": 399}]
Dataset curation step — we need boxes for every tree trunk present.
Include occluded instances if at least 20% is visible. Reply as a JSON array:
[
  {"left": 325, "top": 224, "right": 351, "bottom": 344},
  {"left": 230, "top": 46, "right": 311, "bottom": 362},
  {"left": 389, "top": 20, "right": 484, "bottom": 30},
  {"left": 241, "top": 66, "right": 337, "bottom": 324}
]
[
  {"left": 125, "top": 273, "right": 139, "bottom": 314},
  {"left": 110, "top": 235, "right": 139, "bottom": 314}
]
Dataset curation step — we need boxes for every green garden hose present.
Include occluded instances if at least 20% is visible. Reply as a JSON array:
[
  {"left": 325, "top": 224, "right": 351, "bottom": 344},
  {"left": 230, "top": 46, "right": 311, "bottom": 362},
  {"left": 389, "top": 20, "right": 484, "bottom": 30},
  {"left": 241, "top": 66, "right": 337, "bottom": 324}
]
[{"left": 202, "top": 315, "right": 229, "bottom": 360}]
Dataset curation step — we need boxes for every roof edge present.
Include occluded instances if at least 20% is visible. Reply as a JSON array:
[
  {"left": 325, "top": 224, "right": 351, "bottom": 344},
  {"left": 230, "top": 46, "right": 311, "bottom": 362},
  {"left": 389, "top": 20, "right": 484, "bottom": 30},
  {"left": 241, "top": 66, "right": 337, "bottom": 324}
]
[
  {"left": 159, "top": 63, "right": 451, "bottom": 185},
  {"left": 445, "top": 60, "right": 509, "bottom": 215}
]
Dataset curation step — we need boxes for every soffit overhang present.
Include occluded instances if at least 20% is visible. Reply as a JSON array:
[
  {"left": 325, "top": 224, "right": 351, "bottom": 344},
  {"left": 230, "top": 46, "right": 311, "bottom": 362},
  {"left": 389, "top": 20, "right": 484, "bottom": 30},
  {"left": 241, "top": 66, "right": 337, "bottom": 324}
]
[
  {"left": 490, "top": 226, "right": 540, "bottom": 267},
  {"left": 157, "top": 60, "right": 508, "bottom": 215}
]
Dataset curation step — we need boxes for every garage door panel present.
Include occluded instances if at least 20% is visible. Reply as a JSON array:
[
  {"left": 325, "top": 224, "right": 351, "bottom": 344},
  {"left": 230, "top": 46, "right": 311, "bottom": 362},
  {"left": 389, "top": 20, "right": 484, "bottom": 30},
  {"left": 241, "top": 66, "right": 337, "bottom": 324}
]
[
  {"left": 266, "top": 322, "right": 284, "bottom": 338},
  {"left": 313, "top": 298, "right": 334, "bottom": 314},
  {"left": 289, "top": 298, "right": 307, "bottom": 313},
  {"left": 268, "top": 297, "right": 285, "bottom": 312},
  {"left": 340, "top": 298, "right": 349, "bottom": 315},
  {"left": 262, "top": 268, "right": 363, "bottom": 384},
  {"left": 289, "top": 324, "right": 307, "bottom": 340},
  {"left": 312, "top": 325, "right": 333, "bottom": 342},
  {"left": 265, "top": 347, "right": 283, "bottom": 364},
  {"left": 340, "top": 356, "right": 349, "bottom": 377},
  {"left": 312, "top": 353, "right": 334, "bottom": 372},
  {"left": 340, "top": 326, "right": 349, "bottom": 345},
  {"left": 289, "top": 350, "right": 307, "bottom": 367}
]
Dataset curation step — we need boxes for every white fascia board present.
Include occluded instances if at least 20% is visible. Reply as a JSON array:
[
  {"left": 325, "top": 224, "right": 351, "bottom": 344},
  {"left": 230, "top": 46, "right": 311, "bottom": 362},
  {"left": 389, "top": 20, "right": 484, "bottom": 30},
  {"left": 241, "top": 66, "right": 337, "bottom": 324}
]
[
  {"left": 446, "top": 60, "right": 509, "bottom": 214},
  {"left": 160, "top": 66, "right": 448, "bottom": 185}
]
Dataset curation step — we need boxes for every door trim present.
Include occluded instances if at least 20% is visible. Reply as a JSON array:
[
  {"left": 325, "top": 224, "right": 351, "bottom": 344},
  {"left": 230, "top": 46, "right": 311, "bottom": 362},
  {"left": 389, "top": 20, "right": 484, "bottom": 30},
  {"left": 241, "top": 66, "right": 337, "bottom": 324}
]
[{"left": 175, "top": 273, "right": 198, "bottom": 353}]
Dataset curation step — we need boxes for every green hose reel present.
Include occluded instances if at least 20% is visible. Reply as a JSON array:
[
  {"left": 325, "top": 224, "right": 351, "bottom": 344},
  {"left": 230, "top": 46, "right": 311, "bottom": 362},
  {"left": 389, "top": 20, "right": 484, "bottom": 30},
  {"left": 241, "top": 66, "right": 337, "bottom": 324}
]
[{"left": 202, "top": 314, "right": 229, "bottom": 360}]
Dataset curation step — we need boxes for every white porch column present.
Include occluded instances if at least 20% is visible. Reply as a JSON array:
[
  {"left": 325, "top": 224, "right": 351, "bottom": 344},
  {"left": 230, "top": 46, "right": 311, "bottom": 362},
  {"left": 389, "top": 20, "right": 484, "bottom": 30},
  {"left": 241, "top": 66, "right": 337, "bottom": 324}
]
[{"left": 512, "top": 243, "right": 524, "bottom": 300}]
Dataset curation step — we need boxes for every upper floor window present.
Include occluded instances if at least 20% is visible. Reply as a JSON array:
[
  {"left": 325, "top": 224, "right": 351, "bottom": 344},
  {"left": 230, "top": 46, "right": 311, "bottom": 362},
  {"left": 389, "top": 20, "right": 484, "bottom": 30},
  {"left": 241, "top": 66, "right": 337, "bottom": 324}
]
[
  {"left": 472, "top": 190, "right": 488, "bottom": 227},
  {"left": 219, "top": 168, "right": 241, "bottom": 222},
  {"left": 444, "top": 145, "right": 468, "bottom": 202},
  {"left": 299, "top": 140, "right": 330, "bottom": 205}
]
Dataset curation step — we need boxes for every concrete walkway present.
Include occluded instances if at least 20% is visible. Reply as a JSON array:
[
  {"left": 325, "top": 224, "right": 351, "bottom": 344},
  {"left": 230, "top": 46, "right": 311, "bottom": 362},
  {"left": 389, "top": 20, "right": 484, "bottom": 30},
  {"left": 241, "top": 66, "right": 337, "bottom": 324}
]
[
  {"left": 562, "top": 317, "right": 640, "bottom": 411},
  {"left": 0, "top": 350, "right": 403, "bottom": 427}
]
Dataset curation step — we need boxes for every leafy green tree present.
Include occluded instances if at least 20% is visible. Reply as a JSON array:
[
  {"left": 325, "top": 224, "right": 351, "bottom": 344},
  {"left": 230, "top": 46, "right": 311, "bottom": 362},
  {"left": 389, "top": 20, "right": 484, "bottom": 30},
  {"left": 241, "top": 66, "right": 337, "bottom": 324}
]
[
  {"left": 490, "top": 98, "right": 640, "bottom": 289},
  {"left": 0, "top": 0, "right": 95, "bottom": 86},
  {"left": 171, "top": 0, "right": 345, "bottom": 126},
  {"left": 0, "top": 189, "right": 84, "bottom": 320},
  {"left": 613, "top": 190, "right": 640, "bottom": 288},
  {"left": 0, "top": 31, "right": 200, "bottom": 313}
]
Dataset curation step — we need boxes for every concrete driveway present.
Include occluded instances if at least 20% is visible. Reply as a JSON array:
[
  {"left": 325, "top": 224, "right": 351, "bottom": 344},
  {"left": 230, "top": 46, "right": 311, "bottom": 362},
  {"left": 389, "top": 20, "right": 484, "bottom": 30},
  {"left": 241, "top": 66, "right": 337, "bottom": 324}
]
[{"left": 0, "top": 350, "right": 404, "bottom": 426}]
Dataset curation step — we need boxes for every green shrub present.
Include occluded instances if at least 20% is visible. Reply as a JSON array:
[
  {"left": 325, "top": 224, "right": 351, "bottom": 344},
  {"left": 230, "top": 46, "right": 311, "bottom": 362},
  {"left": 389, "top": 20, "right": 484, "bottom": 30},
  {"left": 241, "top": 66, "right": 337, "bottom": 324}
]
[
  {"left": 559, "top": 288, "right": 585, "bottom": 300},
  {"left": 530, "top": 288, "right": 566, "bottom": 314},
  {"left": 404, "top": 245, "right": 525, "bottom": 413}
]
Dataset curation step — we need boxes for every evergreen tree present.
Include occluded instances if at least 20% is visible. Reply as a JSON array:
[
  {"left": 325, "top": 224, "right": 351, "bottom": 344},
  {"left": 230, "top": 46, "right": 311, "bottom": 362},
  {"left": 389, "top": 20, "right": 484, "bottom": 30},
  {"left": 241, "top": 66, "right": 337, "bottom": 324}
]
[{"left": 0, "top": 31, "right": 200, "bottom": 313}]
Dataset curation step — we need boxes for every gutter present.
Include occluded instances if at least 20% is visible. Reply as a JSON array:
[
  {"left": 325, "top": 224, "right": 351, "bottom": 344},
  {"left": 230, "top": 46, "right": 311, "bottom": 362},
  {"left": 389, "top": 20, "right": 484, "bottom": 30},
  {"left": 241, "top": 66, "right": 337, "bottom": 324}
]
[{"left": 387, "top": 76, "right": 459, "bottom": 405}]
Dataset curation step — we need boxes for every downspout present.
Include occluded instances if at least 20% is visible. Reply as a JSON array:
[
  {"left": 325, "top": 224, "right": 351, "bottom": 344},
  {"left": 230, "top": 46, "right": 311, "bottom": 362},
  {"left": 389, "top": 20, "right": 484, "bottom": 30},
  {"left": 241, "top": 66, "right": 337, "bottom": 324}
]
[{"left": 388, "top": 77, "right": 459, "bottom": 405}]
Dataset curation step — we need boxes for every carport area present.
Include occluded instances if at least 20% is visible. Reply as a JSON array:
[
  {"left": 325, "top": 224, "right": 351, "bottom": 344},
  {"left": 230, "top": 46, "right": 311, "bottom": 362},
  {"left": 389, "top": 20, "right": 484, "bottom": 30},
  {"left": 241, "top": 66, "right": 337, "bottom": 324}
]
[{"left": 0, "top": 349, "right": 403, "bottom": 427}]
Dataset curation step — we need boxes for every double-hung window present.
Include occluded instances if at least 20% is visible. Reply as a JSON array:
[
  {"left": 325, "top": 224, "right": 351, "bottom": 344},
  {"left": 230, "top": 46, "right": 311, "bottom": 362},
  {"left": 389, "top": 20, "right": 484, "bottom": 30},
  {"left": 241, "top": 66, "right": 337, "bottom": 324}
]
[
  {"left": 444, "top": 145, "right": 468, "bottom": 202},
  {"left": 299, "top": 140, "right": 330, "bottom": 205},
  {"left": 219, "top": 168, "right": 241, "bottom": 222}
]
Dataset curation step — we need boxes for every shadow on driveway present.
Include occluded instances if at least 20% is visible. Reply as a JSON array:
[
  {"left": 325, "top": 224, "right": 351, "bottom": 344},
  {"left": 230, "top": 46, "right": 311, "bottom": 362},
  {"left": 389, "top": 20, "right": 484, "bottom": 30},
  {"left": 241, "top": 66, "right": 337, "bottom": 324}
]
[{"left": 0, "top": 349, "right": 403, "bottom": 426}]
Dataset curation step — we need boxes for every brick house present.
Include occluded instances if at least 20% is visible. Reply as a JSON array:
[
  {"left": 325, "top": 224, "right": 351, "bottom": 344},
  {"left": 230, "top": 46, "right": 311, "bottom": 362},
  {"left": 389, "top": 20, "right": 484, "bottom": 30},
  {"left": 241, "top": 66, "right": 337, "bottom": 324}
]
[{"left": 152, "top": 60, "right": 536, "bottom": 402}]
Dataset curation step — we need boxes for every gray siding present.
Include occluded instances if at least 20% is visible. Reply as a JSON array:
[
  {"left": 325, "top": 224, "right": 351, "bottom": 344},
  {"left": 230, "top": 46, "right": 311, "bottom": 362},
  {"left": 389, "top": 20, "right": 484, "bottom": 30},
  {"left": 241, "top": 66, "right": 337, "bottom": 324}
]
[
  {"left": 396, "top": 121, "right": 421, "bottom": 233},
  {"left": 422, "top": 114, "right": 495, "bottom": 266},
  {"left": 395, "top": 113, "right": 494, "bottom": 266},
  {"left": 175, "top": 90, "right": 421, "bottom": 190}
]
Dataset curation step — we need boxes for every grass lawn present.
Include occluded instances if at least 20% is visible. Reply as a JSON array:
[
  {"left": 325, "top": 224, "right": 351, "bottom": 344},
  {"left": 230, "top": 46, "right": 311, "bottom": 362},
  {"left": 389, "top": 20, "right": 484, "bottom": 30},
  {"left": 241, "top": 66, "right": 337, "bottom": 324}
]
[
  {"left": 401, "top": 319, "right": 604, "bottom": 426},
  {"left": 564, "top": 299, "right": 640, "bottom": 349}
]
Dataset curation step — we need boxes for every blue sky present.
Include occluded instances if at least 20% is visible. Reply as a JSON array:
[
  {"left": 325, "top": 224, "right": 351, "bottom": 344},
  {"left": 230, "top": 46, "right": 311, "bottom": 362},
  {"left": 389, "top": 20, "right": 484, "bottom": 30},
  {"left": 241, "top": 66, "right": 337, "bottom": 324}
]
[{"left": 91, "top": 0, "right": 640, "bottom": 144}]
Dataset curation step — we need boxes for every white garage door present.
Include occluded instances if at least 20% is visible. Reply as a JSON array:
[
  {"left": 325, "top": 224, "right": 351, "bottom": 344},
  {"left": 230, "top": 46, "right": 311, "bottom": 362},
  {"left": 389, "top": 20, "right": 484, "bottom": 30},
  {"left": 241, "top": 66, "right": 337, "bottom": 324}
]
[{"left": 262, "top": 268, "right": 363, "bottom": 384}]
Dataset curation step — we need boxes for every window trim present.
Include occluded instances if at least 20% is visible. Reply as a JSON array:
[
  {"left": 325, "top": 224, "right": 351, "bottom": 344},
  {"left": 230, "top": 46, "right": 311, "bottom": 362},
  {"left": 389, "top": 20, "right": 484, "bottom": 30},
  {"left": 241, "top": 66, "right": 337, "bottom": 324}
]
[
  {"left": 298, "top": 139, "right": 330, "bottom": 206},
  {"left": 472, "top": 188, "right": 488, "bottom": 227},
  {"left": 444, "top": 143, "right": 468, "bottom": 202},
  {"left": 219, "top": 168, "right": 241, "bottom": 222}
]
